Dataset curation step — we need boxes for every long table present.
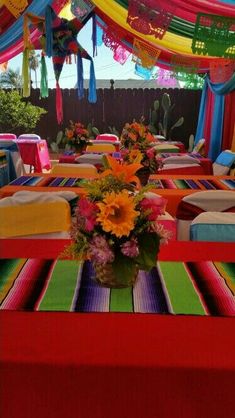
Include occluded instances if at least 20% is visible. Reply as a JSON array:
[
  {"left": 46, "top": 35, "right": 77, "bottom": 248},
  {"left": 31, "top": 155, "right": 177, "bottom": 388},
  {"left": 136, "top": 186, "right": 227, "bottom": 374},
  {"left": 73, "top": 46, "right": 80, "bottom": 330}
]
[
  {"left": 149, "top": 174, "right": 235, "bottom": 215},
  {"left": 1, "top": 174, "right": 234, "bottom": 216},
  {"left": 1, "top": 240, "right": 235, "bottom": 418},
  {"left": 0, "top": 150, "right": 16, "bottom": 186}
]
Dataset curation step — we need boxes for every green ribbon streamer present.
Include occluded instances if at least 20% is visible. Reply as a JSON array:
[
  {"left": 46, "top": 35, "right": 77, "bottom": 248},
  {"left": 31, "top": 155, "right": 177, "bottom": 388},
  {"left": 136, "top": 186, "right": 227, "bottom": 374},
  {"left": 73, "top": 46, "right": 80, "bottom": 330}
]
[{"left": 40, "top": 55, "right": 49, "bottom": 98}]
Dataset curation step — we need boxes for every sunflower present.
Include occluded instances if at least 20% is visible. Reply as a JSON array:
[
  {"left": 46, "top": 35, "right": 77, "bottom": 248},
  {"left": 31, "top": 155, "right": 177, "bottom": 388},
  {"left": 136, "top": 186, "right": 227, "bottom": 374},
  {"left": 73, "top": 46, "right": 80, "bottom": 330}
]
[
  {"left": 96, "top": 190, "right": 139, "bottom": 237},
  {"left": 128, "top": 149, "right": 143, "bottom": 164}
]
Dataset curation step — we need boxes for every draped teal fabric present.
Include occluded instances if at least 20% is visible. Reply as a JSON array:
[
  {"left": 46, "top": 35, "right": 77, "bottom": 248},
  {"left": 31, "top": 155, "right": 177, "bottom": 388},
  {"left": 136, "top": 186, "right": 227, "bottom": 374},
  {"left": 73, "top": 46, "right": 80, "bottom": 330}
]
[
  {"left": 195, "top": 82, "right": 207, "bottom": 143},
  {"left": 195, "top": 73, "right": 235, "bottom": 161},
  {"left": 209, "top": 94, "right": 225, "bottom": 161},
  {"left": 207, "top": 73, "right": 235, "bottom": 95}
]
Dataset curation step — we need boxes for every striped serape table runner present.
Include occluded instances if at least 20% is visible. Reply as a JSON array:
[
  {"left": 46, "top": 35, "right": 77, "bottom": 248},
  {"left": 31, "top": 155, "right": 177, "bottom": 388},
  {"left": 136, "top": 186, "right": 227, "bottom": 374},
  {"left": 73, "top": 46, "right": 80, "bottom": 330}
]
[
  {"left": 8, "top": 175, "right": 235, "bottom": 190},
  {"left": 1, "top": 259, "right": 235, "bottom": 316},
  {"left": 9, "top": 175, "right": 87, "bottom": 187},
  {"left": 149, "top": 177, "right": 235, "bottom": 190}
]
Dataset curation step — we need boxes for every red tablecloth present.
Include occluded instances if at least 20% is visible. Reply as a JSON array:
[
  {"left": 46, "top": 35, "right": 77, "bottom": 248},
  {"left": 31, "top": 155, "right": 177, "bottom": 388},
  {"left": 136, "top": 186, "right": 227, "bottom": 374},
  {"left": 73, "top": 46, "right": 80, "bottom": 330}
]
[
  {"left": 158, "top": 157, "right": 213, "bottom": 175},
  {"left": 16, "top": 140, "right": 51, "bottom": 172},
  {"left": 1, "top": 240, "right": 235, "bottom": 418},
  {"left": 59, "top": 154, "right": 77, "bottom": 164},
  {"left": 1, "top": 312, "right": 235, "bottom": 418}
]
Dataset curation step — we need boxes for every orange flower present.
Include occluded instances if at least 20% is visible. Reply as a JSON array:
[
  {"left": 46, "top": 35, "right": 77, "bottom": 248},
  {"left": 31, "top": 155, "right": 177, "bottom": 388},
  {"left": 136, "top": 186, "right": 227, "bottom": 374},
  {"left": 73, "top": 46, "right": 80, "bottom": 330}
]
[
  {"left": 66, "top": 129, "right": 74, "bottom": 139},
  {"left": 96, "top": 190, "right": 139, "bottom": 237},
  {"left": 100, "top": 156, "right": 142, "bottom": 187},
  {"left": 128, "top": 132, "right": 137, "bottom": 141},
  {"left": 146, "top": 132, "right": 154, "bottom": 142}
]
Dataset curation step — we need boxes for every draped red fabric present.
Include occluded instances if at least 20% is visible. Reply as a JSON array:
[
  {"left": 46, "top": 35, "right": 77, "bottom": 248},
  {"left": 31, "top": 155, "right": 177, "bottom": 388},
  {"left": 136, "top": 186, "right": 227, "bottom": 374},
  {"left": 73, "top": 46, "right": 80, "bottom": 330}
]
[
  {"left": 222, "top": 90, "right": 235, "bottom": 151},
  {"left": 0, "top": 1, "right": 33, "bottom": 33},
  {"left": 0, "top": 0, "right": 69, "bottom": 64},
  {"left": 203, "top": 88, "right": 215, "bottom": 157}
]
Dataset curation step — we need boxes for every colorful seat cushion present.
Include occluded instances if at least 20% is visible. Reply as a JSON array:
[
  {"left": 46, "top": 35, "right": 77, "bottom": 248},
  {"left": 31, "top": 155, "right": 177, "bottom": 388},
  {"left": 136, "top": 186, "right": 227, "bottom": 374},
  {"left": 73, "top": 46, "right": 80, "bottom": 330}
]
[
  {"left": 213, "top": 151, "right": 235, "bottom": 175},
  {"left": 0, "top": 191, "right": 76, "bottom": 237},
  {"left": 190, "top": 212, "right": 235, "bottom": 242}
]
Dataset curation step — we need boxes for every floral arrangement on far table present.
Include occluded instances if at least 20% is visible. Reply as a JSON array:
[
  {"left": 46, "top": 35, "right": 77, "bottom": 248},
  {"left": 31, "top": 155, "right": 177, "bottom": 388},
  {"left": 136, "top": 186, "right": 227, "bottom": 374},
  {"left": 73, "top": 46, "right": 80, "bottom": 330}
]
[
  {"left": 120, "top": 119, "right": 162, "bottom": 181},
  {"left": 67, "top": 157, "right": 169, "bottom": 288},
  {"left": 65, "top": 120, "right": 92, "bottom": 152}
]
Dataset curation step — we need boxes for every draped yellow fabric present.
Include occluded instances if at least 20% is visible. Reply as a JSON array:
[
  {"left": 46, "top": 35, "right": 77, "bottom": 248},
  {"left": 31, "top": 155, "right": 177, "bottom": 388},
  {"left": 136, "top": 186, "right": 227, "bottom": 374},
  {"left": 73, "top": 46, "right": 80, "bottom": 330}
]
[
  {"left": 231, "top": 124, "right": 235, "bottom": 152},
  {"left": 92, "top": 0, "right": 214, "bottom": 59},
  {"left": 0, "top": 201, "right": 71, "bottom": 237},
  {"left": 60, "top": 3, "right": 74, "bottom": 19},
  {"left": 2, "top": 0, "right": 28, "bottom": 18},
  {"left": 0, "top": 62, "right": 8, "bottom": 72}
]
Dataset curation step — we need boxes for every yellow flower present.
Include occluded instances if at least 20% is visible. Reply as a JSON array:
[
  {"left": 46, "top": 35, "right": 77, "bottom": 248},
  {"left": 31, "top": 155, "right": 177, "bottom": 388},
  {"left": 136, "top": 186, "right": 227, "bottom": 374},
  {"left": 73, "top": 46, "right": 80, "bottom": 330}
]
[
  {"left": 139, "top": 125, "right": 146, "bottom": 138},
  {"left": 96, "top": 190, "right": 139, "bottom": 237},
  {"left": 129, "top": 149, "right": 143, "bottom": 164},
  {"left": 101, "top": 156, "right": 142, "bottom": 188}
]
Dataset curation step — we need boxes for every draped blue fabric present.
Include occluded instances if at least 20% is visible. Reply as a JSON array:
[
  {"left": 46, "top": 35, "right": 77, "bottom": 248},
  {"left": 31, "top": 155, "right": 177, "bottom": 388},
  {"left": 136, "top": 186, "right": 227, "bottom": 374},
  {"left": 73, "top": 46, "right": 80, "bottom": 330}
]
[
  {"left": 217, "top": 0, "right": 235, "bottom": 4},
  {"left": 96, "top": 25, "right": 104, "bottom": 46},
  {"left": 0, "top": 0, "right": 53, "bottom": 52},
  {"left": 92, "top": 15, "right": 97, "bottom": 57},
  {"left": 195, "top": 73, "right": 235, "bottom": 161},
  {"left": 207, "top": 72, "right": 235, "bottom": 95},
  {"left": 195, "top": 81, "right": 208, "bottom": 143},
  {"left": 88, "top": 60, "right": 97, "bottom": 103},
  {"left": 209, "top": 94, "right": 225, "bottom": 161},
  {"left": 77, "top": 51, "right": 84, "bottom": 99},
  {"left": 45, "top": 5, "right": 55, "bottom": 58}
]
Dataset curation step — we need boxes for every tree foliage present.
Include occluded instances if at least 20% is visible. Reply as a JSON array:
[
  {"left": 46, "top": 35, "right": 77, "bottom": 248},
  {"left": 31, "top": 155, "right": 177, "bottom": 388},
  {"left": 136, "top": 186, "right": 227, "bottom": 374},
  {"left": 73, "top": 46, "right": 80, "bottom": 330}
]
[
  {"left": 0, "top": 68, "right": 22, "bottom": 90},
  {"left": 0, "top": 90, "right": 47, "bottom": 134}
]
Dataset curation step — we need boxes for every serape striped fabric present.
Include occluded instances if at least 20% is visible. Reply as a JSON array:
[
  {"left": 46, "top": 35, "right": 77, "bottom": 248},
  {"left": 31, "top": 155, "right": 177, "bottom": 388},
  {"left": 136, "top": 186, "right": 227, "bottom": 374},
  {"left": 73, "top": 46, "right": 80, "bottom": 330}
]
[
  {"left": 8, "top": 175, "right": 235, "bottom": 190},
  {"left": 149, "top": 178, "right": 235, "bottom": 190},
  {"left": 1, "top": 259, "right": 235, "bottom": 316},
  {"left": 9, "top": 176, "right": 87, "bottom": 187},
  {"left": 159, "top": 153, "right": 203, "bottom": 159}
]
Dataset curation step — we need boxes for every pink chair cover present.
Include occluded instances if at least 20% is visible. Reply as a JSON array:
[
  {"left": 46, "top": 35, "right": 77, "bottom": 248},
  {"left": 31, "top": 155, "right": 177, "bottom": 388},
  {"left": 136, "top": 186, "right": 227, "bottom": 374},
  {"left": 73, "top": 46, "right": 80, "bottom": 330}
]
[
  {"left": 0, "top": 133, "right": 17, "bottom": 140},
  {"left": 96, "top": 134, "right": 119, "bottom": 142},
  {"left": 16, "top": 140, "right": 51, "bottom": 172}
]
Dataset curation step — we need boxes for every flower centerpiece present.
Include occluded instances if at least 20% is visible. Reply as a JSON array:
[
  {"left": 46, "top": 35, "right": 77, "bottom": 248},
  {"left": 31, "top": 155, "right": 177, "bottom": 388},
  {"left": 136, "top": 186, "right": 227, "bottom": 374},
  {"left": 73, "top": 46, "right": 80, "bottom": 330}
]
[
  {"left": 67, "top": 156, "right": 169, "bottom": 288},
  {"left": 120, "top": 118, "right": 162, "bottom": 185},
  {"left": 65, "top": 120, "right": 92, "bottom": 152}
]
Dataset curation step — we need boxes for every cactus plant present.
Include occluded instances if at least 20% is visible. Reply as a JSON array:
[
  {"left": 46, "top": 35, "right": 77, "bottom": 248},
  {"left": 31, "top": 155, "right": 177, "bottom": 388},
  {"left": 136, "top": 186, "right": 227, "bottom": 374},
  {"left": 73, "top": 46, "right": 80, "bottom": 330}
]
[
  {"left": 87, "top": 120, "right": 100, "bottom": 138},
  {"left": 149, "top": 93, "right": 184, "bottom": 140},
  {"left": 108, "top": 126, "right": 120, "bottom": 137},
  {"left": 50, "top": 130, "right": 65, "bottom": 153},
  {"left": 148, "top": 99, "right": 160, "bottom": 134}
]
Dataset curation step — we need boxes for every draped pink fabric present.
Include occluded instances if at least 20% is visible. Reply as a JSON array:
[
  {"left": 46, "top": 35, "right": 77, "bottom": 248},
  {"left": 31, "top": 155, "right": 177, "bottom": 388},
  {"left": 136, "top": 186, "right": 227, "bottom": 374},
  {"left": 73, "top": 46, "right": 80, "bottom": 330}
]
[
  {"left": 169, "top": 0, "right": 235, "bottom": 21},
  {"left": 222, "top": 91, "right": 235, "bottom": 151},
  {"left": 0, "top": 0, "right": 67, "bottom": 64},
  {"left": 203, "top": 88, "right": 215, "bottom": 157}
]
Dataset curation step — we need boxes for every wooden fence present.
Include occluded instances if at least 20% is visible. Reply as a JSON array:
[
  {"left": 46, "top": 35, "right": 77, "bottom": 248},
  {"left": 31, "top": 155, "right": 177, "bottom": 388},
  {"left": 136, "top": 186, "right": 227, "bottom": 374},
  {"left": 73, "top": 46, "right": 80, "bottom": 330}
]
[{"left": 30, "top": 87, "right": 202, "bottom": 147}]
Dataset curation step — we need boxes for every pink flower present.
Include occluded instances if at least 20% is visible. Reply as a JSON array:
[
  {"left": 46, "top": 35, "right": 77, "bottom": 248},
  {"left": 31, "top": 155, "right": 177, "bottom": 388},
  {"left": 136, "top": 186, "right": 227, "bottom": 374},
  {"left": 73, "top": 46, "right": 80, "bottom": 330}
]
[
  {"left": 121, "top": 238, "right": 139, "bottom": 257},
  {"left": 146, "top": 147, "right": 155, "bottom": 159},
  {"left": 76, "top": 198, "right": 98, "bottom": 232},
  {"left": 89, "top": 235, "right": 114, "bottom": 264},
  {"left": 150, "top": 222, "right": 173, "bottom": 244},
  {"left": 140, "top": 192, "right": 167, "bottom": 221}
]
